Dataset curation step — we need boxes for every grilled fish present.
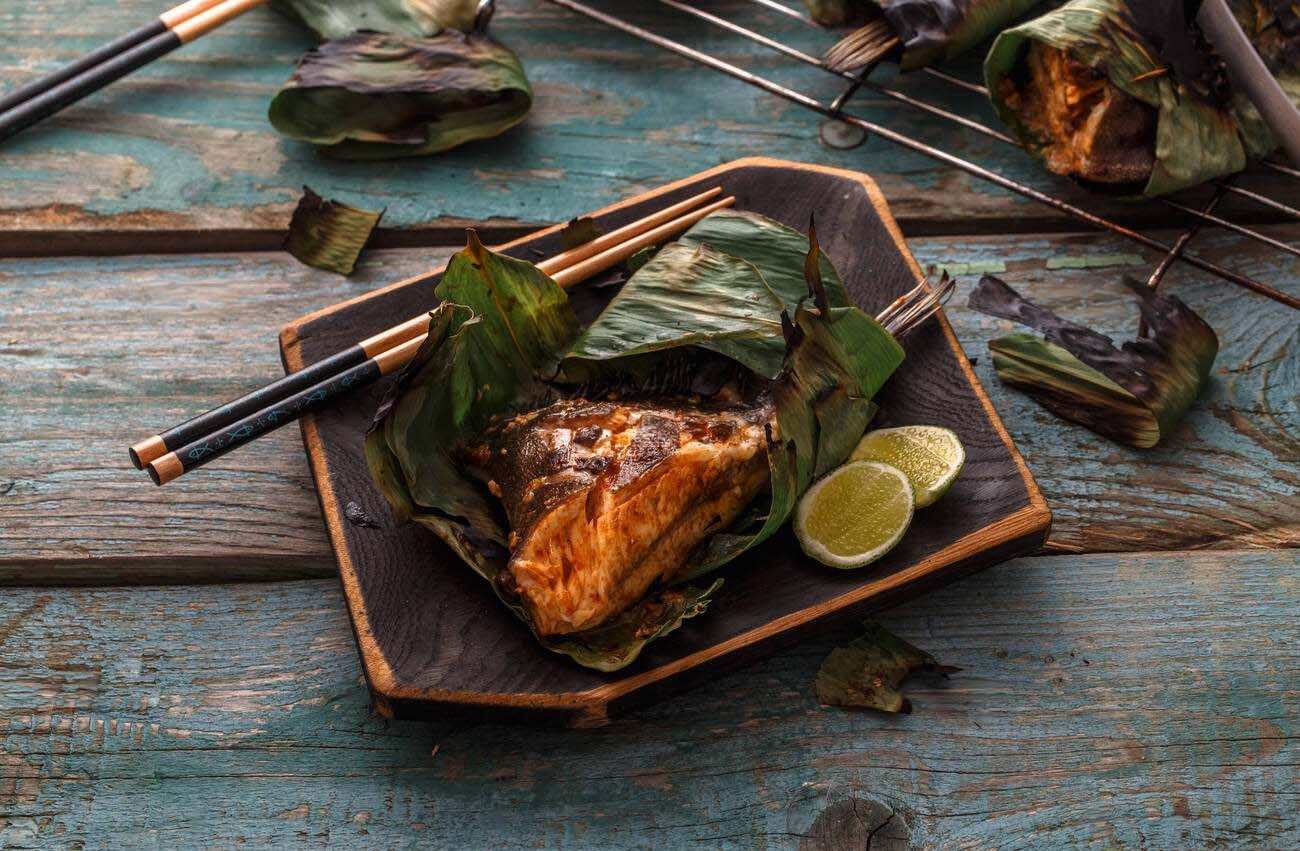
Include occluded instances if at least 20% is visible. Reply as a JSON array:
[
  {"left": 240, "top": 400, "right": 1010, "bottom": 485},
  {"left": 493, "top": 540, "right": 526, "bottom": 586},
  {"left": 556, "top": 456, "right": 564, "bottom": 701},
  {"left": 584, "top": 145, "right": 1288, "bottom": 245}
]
[
  {"left": 464, "top": 399, "right": 771, "bottom": 636},
  {"left": 999, "top": 42, "right": 1158, "bottom": 186}
]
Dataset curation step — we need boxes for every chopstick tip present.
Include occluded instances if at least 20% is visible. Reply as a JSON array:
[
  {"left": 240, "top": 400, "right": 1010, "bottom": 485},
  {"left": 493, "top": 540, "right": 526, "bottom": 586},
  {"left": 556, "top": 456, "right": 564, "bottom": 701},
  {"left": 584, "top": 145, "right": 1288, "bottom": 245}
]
[
  {"left": 148, "top": 453, "right": 183, "bottom": 486},
  {"left": 129, "top": 435, "right": 166, "bottom": 469}
]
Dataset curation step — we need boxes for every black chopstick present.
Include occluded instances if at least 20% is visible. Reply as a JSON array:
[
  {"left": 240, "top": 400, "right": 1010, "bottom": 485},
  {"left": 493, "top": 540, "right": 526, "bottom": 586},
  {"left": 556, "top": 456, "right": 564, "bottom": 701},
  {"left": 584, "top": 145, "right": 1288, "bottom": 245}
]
[
  {"left": 148, "top": 336, "right": 423, "bottom": 485},
  {"left": 0, "top": 0, "right": 224, "bottom": 114},
  {"left": 0, "top": 0, "right": 264, "bottom": 145},
  {"left": 128, "top": 321, "right": 419, "bottom": 469},
  {"left": 0, "top": 23, "right": 167, "bottom": 115}
]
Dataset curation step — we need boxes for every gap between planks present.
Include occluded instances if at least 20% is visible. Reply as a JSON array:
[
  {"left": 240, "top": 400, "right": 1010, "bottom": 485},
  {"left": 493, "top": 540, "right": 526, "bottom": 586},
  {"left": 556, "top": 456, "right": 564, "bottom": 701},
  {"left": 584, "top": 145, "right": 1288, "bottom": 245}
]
[
  {"left": 2, "top": 543, "right": 1294, "bottom": 588},
  {"left": 7, "top": 213, "right": 1300, "bottom": 258}
]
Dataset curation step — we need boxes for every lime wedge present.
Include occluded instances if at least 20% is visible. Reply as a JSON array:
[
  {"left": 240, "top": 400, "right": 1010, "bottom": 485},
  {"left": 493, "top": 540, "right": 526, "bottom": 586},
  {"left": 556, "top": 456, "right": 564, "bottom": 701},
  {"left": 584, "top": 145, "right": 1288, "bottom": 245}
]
[
  {"left": 795, "top": 461, "right": 914, "bottom": 569},
  {"left": 851, "top": 425, "right": 964, "bottom": 508}
]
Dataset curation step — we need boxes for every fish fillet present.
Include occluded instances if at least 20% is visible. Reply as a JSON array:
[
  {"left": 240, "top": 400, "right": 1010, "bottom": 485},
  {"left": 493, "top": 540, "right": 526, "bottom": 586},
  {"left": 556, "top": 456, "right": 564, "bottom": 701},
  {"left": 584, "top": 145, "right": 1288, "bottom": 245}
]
[
  {"left": 464, "top": 399, "right": 771, "bottom": 636},
  {"left": 1001, "top": 43, "right": 1158, "bottom": 186}
]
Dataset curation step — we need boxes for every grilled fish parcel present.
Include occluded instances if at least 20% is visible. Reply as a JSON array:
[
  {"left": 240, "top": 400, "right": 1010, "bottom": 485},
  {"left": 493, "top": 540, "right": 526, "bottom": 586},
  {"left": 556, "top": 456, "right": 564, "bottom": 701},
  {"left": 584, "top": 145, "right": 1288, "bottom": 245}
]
[
  {"left": 365, "top": 211, "right": 905, "bottom": 670},
  {"left": 985, "top": 0, "right": 1300, "bottom": 196}
]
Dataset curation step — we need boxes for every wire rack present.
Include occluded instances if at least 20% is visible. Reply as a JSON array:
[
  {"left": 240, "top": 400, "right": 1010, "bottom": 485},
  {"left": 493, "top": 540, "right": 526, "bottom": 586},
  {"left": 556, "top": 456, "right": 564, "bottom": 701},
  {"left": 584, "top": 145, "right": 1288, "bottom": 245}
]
[{"left": 545, "top": 0, "right": 1300, "bottom": 313}]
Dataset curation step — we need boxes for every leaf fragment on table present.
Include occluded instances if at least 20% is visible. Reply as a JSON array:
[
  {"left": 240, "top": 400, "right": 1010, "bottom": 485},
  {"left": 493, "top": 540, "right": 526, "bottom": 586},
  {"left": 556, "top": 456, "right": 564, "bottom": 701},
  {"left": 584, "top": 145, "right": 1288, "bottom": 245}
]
[
  {"left": 268, "top": 30, "right": 532, "bottom": 160},
  {"left": 816, "top": 622, "right": 960, "bottom": 713},
  {"left": 282, "top": 186, "right": 384, "bottom": 275},
  {"left": 968, "top": 274, "right": 1218, "bottom": 448},
  {"left": 560, "top": 216, "right": 603, "bottom": 251}
]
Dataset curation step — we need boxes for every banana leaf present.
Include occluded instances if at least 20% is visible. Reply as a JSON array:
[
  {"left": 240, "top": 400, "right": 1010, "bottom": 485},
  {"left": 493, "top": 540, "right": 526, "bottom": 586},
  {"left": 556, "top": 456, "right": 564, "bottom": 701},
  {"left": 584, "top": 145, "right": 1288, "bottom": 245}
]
[
  {"left": 804, "top": 0, "right": 872, "bottom": 27},
  {"left": 985, "top": 0, "right": 1300, "bottom": 195},
  {"left": 366, "top": 216, "right": 904, "bottom": 670},
  {"left": 282, "top": 186, "right": 384, "bottom": 275},
  {"left": 815, "top": 622, "right": 960, "bottom": 713},
  {"left": 565, "top": 210, "right": 851, "bottom": 381},
  {"left": 968, "top": 274, "right": 1218, "bottom": 448},
  {"left": 268, "top": 30, "right": 531, "bottom": 160},
  {"left": 816, "top": 0, "right": 1045, "bottom": 69},
  {"left": 270, "top": 0, "right": 480, "bottom": 40}
]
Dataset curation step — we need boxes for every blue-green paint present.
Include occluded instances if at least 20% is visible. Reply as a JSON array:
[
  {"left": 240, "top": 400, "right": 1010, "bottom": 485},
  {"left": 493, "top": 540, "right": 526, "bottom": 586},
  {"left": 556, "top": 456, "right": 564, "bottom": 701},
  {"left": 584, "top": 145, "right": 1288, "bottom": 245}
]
[{"left": 0, "top": 550, "right": 1296, "bottom": 848}]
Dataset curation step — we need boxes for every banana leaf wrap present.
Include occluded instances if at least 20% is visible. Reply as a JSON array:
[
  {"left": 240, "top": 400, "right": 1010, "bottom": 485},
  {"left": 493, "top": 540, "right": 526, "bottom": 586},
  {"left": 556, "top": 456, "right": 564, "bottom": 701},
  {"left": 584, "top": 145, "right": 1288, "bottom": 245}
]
[
  {"left": 814, "top": 0, "right": 1044, "bottom": 68},
  {"left": 985, "top": 0, "right": 1300, "bottom": 195},
  {"left": 270, "top": 0, "right": 481, "bottom": 39},
  {"left": 805, "top": 0, "right": 873, "bottom": 26},
  {"left": 968, "top": 274, "right": 1218, "bottom": 448},
  {"left": 269, "top": 30, "right": 531, "bottom": 159},
  {"left": 366, "top": 213, "right": 904, "bottom": 670}
]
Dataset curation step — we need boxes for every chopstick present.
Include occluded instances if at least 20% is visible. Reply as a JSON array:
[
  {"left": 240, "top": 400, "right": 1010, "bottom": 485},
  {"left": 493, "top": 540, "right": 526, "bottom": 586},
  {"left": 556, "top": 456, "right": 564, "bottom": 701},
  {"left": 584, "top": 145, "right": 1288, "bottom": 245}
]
[
  {"left": 139, "top": 190, "right": 736, "bottom": 484},
  {"left": 0, "top": 0, "right": 228, "bottom": 114},
  {"left": 0, "top": 0, "right": 265, "bottom": 145}
]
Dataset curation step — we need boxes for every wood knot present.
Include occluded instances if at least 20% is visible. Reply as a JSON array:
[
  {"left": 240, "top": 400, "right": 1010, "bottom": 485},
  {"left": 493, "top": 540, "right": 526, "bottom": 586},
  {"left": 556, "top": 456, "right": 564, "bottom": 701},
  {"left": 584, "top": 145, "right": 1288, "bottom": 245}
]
[{"left": 802, "top": 795, "right": 910, "bottom": 851}]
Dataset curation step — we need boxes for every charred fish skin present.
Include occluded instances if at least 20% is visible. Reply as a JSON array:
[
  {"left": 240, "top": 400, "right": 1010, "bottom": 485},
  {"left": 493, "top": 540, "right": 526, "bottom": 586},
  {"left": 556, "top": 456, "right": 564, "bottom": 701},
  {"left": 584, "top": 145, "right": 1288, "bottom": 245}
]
[{"left": 464, "top": 399, "right": 771, "bottom": 637}]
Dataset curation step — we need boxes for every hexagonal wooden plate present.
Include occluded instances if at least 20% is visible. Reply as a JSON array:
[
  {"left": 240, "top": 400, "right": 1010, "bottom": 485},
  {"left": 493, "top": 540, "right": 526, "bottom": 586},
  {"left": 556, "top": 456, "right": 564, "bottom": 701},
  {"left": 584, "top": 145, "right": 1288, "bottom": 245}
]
[{"left": 280, "top": 158, "right": 1050, "bottom": 726}]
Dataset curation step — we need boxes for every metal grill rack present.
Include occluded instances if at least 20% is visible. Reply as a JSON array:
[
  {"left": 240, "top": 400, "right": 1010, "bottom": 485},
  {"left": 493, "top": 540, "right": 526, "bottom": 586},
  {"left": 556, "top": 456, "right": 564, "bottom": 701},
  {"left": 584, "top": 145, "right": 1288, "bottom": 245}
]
[{"left": 545, "top": 0, "right": 1300, "bottom": 314}]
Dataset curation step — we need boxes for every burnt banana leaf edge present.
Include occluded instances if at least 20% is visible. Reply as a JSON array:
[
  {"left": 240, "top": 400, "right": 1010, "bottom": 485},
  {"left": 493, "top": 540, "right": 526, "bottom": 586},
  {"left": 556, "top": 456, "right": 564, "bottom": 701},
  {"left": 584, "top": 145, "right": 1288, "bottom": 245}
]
[
  {"left": 365, "top": 213, "right": 904, "bottom": 671},
  {"left": 968, "top": 274, "right": 1218, "bottom": 449}
]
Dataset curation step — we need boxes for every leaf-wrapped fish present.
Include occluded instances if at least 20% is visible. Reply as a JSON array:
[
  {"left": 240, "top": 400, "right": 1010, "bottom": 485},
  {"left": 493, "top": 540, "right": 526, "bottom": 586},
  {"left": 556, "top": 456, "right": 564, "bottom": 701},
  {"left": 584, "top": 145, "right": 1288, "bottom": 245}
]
[
  {"left": 819, "top": 0, "right": 1046, "bottom": 72},
  {"left": 365, "top": 213, "right": 904, "bottom": 669},
  {"left": 985, "top": 0, "right": 1300, "bottom": 195},
  {"left": 268, "top": 30, "right": 531, "bottom": 159}
]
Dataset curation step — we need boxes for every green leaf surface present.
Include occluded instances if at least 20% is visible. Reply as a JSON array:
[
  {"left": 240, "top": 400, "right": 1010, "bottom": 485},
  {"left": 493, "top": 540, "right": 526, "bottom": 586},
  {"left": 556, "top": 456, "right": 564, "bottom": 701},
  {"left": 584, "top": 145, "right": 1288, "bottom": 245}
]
[
  {"left": 282, "top": 186, "right": 384, "bottom": 275},
  {"left": 270, "top": 0, "right": 480, "bottom": 40},
  {"left": 816, "top": 622, "right": 960, "bottom": 713},
  {"left": 802, "top": 0, "right": 870, "bottom": 27},
  {"left": 268, "top": 31, "right": 532, "bottom": 160},
  {"left": 674, "top": 210, "right": 850, "bottom": 310},
  {"left": 566, "top": 242, "right": 788, "bottom": 379},
  {"left": 565, "top": 210, "right": 851, "bottom": 380}
]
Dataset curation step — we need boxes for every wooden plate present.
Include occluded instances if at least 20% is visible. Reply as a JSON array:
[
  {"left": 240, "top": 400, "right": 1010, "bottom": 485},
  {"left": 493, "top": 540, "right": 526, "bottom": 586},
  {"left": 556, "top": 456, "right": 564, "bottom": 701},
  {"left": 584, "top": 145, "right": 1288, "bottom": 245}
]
[{"left": 280, "top": 158, "right": 1051, "bottom": 726}]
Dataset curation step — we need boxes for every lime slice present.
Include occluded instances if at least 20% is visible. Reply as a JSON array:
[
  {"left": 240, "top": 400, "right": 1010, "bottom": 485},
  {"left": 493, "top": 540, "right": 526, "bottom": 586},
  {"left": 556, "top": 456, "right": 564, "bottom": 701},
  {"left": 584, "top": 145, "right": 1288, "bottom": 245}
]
[
  {"left": 851, "top": 425, "right": 964, "bottom": 508},
  {"left": 795, "top": 461, "right": 914, "bottom": 569}
]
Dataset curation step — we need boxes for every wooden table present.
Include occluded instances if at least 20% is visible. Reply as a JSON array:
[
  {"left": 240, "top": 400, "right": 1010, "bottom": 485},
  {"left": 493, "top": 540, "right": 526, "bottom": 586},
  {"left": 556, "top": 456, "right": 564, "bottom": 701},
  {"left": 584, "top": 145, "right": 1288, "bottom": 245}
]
[{"left": 1, "top": 2, "right": 1297, "bottom": 847}]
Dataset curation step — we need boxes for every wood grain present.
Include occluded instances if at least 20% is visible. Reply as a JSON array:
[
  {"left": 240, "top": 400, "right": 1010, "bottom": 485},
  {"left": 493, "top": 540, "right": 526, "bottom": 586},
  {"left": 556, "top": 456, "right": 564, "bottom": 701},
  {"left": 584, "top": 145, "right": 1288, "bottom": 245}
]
[
  {"left": 0, "top": 225, "right": 1294, "bottom": 583},
  {"left": 0, "top": 549, "right": 1295, "bottom": 848},
  {"left": 2, "top": 0, "right": 1298, "bottom": 253}
]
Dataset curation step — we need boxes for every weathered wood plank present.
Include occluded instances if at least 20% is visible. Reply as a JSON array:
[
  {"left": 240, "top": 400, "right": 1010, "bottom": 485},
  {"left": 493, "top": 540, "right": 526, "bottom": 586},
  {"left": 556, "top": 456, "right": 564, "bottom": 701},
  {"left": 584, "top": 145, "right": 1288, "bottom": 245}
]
[
  {"left": 0, "top": 228, "right": 1294, "bottom": 581},
  {"left": 1, "top": 0, "right": 1297, "bottom": 251},
  {"left": 0, "top": 550, "right": 1295, "bottom": 848}
]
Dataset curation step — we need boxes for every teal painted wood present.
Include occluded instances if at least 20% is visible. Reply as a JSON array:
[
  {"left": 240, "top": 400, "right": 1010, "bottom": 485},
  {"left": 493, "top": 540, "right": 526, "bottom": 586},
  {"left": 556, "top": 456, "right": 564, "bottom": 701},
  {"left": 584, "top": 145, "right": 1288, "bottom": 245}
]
[
  {"left": 0, "top": 228, "right": 1294, "bottom": 580},
  {"left": 0, "top": 549, "right": 1296, "bottom": 848},
  {"left": 0, "top": 0, "right": 1295, "bottom": 247}
]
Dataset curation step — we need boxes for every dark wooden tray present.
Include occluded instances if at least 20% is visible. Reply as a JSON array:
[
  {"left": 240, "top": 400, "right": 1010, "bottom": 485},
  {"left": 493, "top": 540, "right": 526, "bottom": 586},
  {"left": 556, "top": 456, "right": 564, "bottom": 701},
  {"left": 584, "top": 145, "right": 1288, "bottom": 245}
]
[{"left": 280, "top": 158, "right": 1051, "bottom": 726}]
